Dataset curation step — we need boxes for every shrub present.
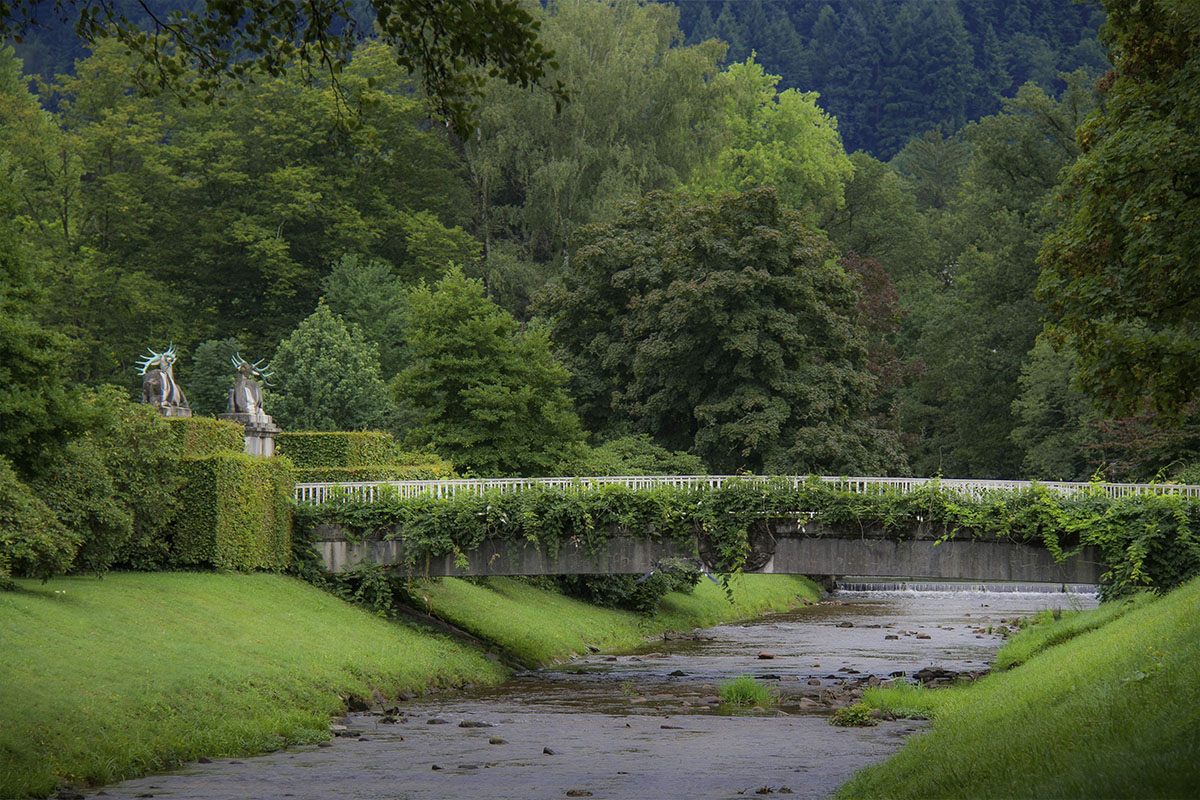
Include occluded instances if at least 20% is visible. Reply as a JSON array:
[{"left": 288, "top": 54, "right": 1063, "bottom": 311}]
[
  {"left": 279, "top": 431, "right": 454, "bottom": 483},
  {"left": 570, "top": 434, "right": 707, "bottom": 476},
  {"left": 0, "top": 456, "right": 81, "bottom": 587},
  {"left": 32, "top": 389, "right": 181, "bottom": 575},
  {"left": 830, "top": 702, "right": 879, "bottom": 727}
]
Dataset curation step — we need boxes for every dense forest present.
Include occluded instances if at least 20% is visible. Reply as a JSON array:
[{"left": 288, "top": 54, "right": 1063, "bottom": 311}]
[{"left": 2, "top": 0, "right": 1198, "bottom": 493}]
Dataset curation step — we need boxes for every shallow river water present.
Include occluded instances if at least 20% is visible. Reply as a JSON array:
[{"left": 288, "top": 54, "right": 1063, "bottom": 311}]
[{"left": 86, "top": 587, "right": 1095, "bottom": 800}]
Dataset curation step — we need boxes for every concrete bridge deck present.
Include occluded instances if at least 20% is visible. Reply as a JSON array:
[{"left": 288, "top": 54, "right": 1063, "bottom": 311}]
[{"left": 316, "top": 519, "right": 1104, "bottom": 585}]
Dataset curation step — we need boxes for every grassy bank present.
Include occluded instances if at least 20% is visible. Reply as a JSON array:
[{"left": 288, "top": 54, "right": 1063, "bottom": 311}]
[
  {"left": 0, "top": 573, "right": 507, "bottom": 798},
  {"left": 407, "top": 574, "right": 822, "bottom": 665},
  {"left": 841, "top": 576, "right": 1200, "bottom": 799},
  {"left": 0, "top": 572, "right": 817, "bottom": 797}
]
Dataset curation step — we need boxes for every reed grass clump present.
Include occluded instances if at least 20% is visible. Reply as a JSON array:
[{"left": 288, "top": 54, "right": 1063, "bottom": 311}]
[{"left": 719, "top": 675, "right": 777, "bottom": 707}]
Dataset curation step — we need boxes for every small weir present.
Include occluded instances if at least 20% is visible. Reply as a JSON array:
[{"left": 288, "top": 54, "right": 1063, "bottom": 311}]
[
  {"left": 86, "top": 586, "right": 1096, "bottom": 800},
  {"left": 836, "top": 579, "right": 1098, "bottom": 594}
]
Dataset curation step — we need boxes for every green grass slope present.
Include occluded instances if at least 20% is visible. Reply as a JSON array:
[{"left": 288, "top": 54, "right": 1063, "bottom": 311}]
[
  {"left": 842, "top": 576, "right": 1200, "bottom": 799},
  {"left": 0, "top": 573, "right": 506, "bottom": 798},
  {"left": 409, "top": 574, "right": 821, "bottom": 665}
]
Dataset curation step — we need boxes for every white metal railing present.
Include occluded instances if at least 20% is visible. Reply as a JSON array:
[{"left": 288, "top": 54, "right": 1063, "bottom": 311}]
[{"left": 292, "top": 475, "right": 1200, "bottom": 505}]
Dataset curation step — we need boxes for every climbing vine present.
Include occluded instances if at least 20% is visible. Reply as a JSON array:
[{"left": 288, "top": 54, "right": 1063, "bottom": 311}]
[{"left": 294, "top": 478, "right": 1200, "bottom": 599}]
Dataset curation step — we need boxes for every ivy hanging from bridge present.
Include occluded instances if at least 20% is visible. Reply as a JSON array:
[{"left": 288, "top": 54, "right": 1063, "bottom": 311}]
[{"left": 294, "top": 477, "right": 1200, "bottom": 599}]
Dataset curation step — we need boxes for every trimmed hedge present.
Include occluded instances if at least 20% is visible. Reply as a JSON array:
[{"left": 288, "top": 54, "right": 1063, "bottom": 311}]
[
  {"left": 294, "top": 464, "right": 453, "bottom": 482},
  {"left": 278, "top": 431, "right": 454, "bottom": 483},
  {"left": 175, "top": 453, "right": 294, "bottom": 571},
  {"left": 276, "top": 431, "right": 397, "bottom": 468},
  {"left": 168, "top": 417, "right": 245, "bottom": 458}
]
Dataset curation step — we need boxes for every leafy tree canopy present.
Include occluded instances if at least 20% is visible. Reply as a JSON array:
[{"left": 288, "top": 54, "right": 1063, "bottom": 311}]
[
  {"left": 270, "top": 301, "right": 396, "bottom": 432},
  {"left": 465, "top": 0, "right": 727, "bottom": 272},
  {"left": 394, "top": 267, "right": 586, "bottom": 477},
  {"left": 0, "top": 147, "right": 78, "bottom": 477},
  {"left": 1039, "top": 0, "right": 1200, "bottom": 421},
  {"left": 545, "top": 187, "right": 906, "bottom": 476},
  {"left": 0, "top": 0, "right": 563, "bottom": 135},
  {"left": 687, "top": 56, "right": 853, "bottom": 220}
]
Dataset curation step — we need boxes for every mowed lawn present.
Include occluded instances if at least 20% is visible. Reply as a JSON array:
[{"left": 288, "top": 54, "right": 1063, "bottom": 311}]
[{"left": 0, "top": 572, "right": 506, "bottom": 797}]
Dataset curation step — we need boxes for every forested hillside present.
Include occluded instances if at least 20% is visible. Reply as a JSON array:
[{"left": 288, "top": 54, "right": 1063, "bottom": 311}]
[
  {"left": 2, "top": 0, "right": 1197, "bottom": 508},
  {"left": 670, "top": 0, "right": 1109, "bottom": 157}
]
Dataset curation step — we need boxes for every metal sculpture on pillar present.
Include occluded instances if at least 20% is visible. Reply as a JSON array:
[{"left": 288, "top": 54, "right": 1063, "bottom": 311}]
[
  {"left": 137, "top": 344, "right": 192, "bottom": 418},
  {"left": 219, "top": 354, "right": 281, "bottom": 456}
]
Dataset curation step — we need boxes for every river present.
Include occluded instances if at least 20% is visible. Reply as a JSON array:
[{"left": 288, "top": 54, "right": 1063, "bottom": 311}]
[{"left": 84, "top": 586, "right": 1095, "bottom": 800}]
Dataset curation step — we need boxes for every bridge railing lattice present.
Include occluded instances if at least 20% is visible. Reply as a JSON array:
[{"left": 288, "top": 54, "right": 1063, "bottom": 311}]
[{"left": 293, "top": 475, "right": 1200, "bottom": 505}]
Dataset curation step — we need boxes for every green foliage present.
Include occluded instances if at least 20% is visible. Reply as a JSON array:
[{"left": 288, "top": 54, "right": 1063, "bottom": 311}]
[
  {"left": 271, "top": 302, "right": 397, "bottom": 433},
  {"left": 994, "top": 594, "right": 1150, "bottom": 670},
  {"left": 321, "top": 255, "right": 411, "bottom": 379},
  {"left": 570, "top": 435, "right": 707, "bottom": 477},
  {"left": 719, "top": 675, "right": 777, "bottom": 708},
  {"left": 1038, "top": 0, "right": 1200, "bottom": 422},
  {"left": 277, "top": 431, "right": 400, "bottom": 469},
  {"left": 8, "top": 0, "right": 560, "bottom": 137},
  {"left": 394, "top": 267, "right": 586, "bottom": 477},
  {"left": 465, "top": 0, "right": 726, "bottom": 271},
  {"left": 0, "top": 143, "right": 79, "bottom": 476},
  {"left": 547, "top": 186, "right": 904, "bottom": 475},
  {"left": 1010, "top": 336, "right": 1101, "bottom": 480},
  {"left": 0, "top": 455, "right": 80, "bottom": 587},
  {"left": 278, "top": 430, "right": 454, "bottom": 482},
  {"left": 398, "top": 574, "right": 819, "bottom": 668},
  {"left": 174, "top": 454, "right": 294, "bottom": 571},
  {"left": 898, "top": 76, "right": 1095, "bottom": 478},
  {"left": 687, "top": 56, "right": 853, "bottom": 219},
  {"left": 673, "top": 0, "right": 1107, "bottom": 158},
  {"left": 167, "top": 416, "right": 246, "bottom": 458},
  {"left": 822, "top": 151, "right": 931, "bottom": 283},
  {"left": 301, "top": 477, "right": 1200, "bottom": 598},
  {"left": 830, "top": 702, "right": 879, "bottom": 727},
  {"left": 862, "top": 681, "right": 937, "bottom": 720},
  {"left": 186, "top": 338, "right": 243, "bottom": 417},
  {"left": 839, "top": 576, "right": 1200, "bottom": 799},
  {"left": 31, "top": 388, "right": 181, "bottom": 575},
  {"left": 558, "top": 565, "right": 700, "bottom": 616},
  {"left": 293, "top": 465, "right": 453, "bottom": 483}
]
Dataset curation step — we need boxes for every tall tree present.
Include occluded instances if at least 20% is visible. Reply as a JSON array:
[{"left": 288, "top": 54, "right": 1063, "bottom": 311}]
[
  {"left": 270, "top": 302, "right": 396, "bottom": 432},
  {"left": 1, "top": 0, "right": 562, "bottom": 136},
  {"left": 17, "top": 39, "right": 478, "bottom": 373},
  {"left": 394, "top": 268, "right": 585, "bottom": 477},
  {"left": 544, "top": 187, "right": 906, "bottom": 476},
  {"left": 0, "top": 148, "right": 77, "bottom": 477},
  {"left": 464, "top": 0, "right": 726, "bottom": 286},
  {"left": 900, "top": 77, "right": 1095, "bottom": 477},
  {"left": 687, "top": 56, "right": 853, "bottom": 220},
  {"left": 1039, "top": 0, "right": 1200, "bottom": 421},
  {"left": 321, "top": 255, "right": 411, "bottom": 379}
]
